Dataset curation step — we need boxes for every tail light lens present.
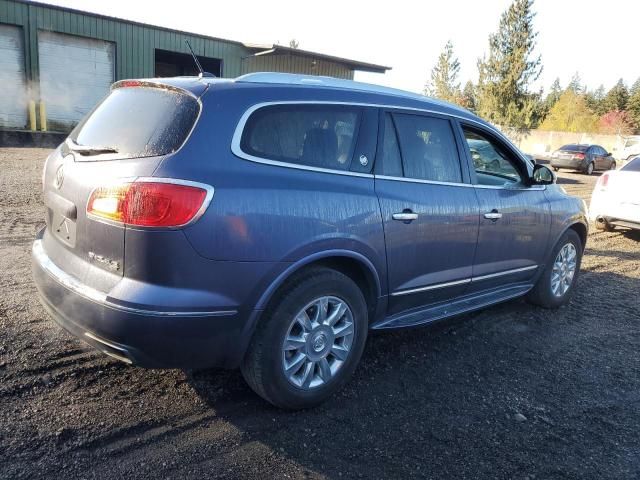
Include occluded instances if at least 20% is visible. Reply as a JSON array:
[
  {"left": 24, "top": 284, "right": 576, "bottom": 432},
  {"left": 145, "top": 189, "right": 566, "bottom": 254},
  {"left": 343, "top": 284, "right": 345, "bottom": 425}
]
[
  {"left": 574, "top": 153, "right": 585, "bottom": 160},
  {"left": 596, "top": 173, "right": 609, "bottom": 191},
  {"left": 87, "top": 180, "right": 210, "bottom": 228}
]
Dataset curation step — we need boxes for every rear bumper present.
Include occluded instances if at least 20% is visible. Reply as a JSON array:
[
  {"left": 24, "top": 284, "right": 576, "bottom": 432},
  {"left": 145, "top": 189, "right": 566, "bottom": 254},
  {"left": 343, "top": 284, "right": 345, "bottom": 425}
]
[
  {"left": 550, "top": 158, "right": 586, "bottom": 170},
  {"left": 32, "top": 237, "right": 252, "bottom": 369}
]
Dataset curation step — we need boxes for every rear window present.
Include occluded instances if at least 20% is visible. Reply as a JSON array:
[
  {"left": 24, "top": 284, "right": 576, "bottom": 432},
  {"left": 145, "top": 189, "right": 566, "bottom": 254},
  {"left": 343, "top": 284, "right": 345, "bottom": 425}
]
[
  {"left": 559, "top": 144, "right": 588, "bottom": 152},
  {"left": 622, "top": 157, "right": 640, "bottom": 172},
  {"left": 69, "top": 86, "right": 199, "bottom": 159},
  {"left": 240, "top": 104, "right": 361, "bottom": 171}
]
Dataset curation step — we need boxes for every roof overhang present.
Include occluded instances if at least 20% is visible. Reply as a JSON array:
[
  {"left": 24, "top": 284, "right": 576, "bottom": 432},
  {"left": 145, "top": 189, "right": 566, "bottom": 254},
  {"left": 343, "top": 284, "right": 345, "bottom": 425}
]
[{"left": 243, "top": 43, "right": 391, "bottom": 74}]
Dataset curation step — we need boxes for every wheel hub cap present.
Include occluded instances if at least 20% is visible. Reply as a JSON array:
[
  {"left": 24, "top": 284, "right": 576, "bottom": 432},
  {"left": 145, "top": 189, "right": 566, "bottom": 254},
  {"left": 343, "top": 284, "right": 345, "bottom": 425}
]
[
  {"left": 282, "top": 296, "right": 355, "bottom": 390},
  {"left": 551, "top": 243, "right": 577, "bottom": 297}
]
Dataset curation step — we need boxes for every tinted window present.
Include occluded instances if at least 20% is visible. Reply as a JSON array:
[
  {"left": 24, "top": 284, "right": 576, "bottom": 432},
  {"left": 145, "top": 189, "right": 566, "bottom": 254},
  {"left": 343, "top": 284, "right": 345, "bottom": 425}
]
[
  {"left": 464, "top": 129, "right": 522, "bottom": 185},
  {"left": 70, "top": 86, "right": 199, "bottom": 160},
  {"left": 380, "top": 114, "right": 403, "bottom": 177},
  {"left": 393, "top": 114, "right": 461, "bottom": 182},
  {"left": 622, "top": 157, "right": 640, "bottom": 171},
  {"left": 240, "top": 104, "right": 360, "bottom": 171},
  {"left": 559, "top": 144, "right": 589, "bottom": 152}
]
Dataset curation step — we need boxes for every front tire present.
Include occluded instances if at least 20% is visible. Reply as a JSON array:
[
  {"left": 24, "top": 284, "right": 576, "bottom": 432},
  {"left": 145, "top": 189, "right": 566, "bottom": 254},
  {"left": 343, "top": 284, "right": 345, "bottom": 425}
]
[
  {"left": 241, "top": 268, "right": 368, "bottom": 409},
  {"left": 527, "top": 229, "right": 583, "bottom": 309}
]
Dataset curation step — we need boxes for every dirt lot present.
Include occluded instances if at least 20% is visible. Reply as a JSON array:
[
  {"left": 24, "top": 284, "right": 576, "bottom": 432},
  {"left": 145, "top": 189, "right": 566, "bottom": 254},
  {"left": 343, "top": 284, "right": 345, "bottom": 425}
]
[{"left": 1, "top": 148, "right": 639, "bottom": 479}]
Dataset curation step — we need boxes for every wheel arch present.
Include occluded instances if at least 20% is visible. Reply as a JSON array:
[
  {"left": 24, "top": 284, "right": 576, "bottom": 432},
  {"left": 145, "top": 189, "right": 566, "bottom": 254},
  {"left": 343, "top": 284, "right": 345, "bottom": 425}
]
[{"left": 255, "top": 250, "right": 382, "bottom": 316}]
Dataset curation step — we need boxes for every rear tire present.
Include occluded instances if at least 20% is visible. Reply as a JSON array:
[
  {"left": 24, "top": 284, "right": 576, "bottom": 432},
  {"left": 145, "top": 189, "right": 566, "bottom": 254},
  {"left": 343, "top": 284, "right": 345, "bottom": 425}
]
[
  {"left": 527, "top": 229, "right": 583, "bottom": 309},
  {"left": 585, "top": 162, "right": 594, "bottom": 175},
  {"left": 241, "top": 268, "right": 368, "bottom": 409}
]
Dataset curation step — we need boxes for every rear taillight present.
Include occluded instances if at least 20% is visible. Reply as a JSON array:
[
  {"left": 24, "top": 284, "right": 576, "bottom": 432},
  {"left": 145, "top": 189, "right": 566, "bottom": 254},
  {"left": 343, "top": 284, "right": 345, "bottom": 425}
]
[
  {"left": 574, "top": 153, "right": 585, "bottom": 160},
  {"left": 596, "top": 173, "right": 609, "bottom": 191},
  {"left": 87, "top": 180, "right": 211, "bottom": 228}
]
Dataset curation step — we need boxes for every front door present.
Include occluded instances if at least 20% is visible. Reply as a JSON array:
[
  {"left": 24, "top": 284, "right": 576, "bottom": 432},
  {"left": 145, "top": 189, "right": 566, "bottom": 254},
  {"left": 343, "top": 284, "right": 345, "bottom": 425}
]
[
  {"left": 458, "top": 125, "right": 552, "bottom": 293},
  {"left": 375, "top": 112, "right": 479, "bottom": 316}
]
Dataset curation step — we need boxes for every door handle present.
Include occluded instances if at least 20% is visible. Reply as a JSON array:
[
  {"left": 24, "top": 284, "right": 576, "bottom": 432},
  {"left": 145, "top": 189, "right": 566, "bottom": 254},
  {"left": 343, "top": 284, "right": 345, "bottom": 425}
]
[
  {"left": 392, "top": 211, "right": 418, "bottom": 222},
  {"left": 483, "top": 210, "right": 502, "bottom": 221}
]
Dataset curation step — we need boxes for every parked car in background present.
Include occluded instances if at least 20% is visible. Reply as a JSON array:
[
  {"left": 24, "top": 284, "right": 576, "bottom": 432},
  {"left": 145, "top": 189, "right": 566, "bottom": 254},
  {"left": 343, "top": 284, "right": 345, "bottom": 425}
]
[
  {"left": 590, "top": 156, "right": 640, "bottom": 232},
  {"left": 33, "top": 73, "right": 588, "bottom": 409},
  {"left": 550, "top": 144, "right": 616, "bottom": 175},
  {"left": 613, "top": 136, "right": 640, "bottom": 165}
]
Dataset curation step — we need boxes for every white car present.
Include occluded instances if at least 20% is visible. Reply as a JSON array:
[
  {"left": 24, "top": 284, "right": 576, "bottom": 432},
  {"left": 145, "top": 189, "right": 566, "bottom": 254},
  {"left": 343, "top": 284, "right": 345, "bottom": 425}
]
[
  {"left": 590, "top": 157, "right": 640, "bottom": 231},
  {"left": 614, "top": 136, "right": 640, "bottom": 164}
]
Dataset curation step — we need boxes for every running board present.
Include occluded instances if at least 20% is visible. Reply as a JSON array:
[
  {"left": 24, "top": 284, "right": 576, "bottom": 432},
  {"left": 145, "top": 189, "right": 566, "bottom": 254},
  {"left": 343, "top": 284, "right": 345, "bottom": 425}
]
[{"left": 372, "top": 283, "right": 534, "bottom": 330}]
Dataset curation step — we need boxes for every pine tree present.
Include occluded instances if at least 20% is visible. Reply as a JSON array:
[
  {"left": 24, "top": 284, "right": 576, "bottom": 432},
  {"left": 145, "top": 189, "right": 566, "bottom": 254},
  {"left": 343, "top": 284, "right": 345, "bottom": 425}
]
[
  {"left": 424, "top": 40, "right": 461, "bottom": 104},
  {"left": 585, "top": 85, "right": 607, "bottom": 116},
  {"left": 603, "top": 79, "right": 629, "bottom": 112},
  {"left": 476, "top": 0, "right": 542, "bottom": 129},
  {"left": 566, "top": 72, "right": 584, "bottom": 94},
  {"left": 625, "top": 78, "right": 640, "bottom": 132},
  {"left": 460, "top": 81, "right": 477, "bottom": 112},
  {"left": 545, "top": 78, "right": 562, "bottom": 109}
]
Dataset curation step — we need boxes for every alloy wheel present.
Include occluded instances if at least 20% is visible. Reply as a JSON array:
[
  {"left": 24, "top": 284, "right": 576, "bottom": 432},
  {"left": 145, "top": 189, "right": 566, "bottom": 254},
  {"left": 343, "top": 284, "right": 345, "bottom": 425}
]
[
  {"left": 551, "top": 243, "right": 577, "bottom": 297},
  {"left": 282, "top": 296, "right": 355, "bottom": 390}
]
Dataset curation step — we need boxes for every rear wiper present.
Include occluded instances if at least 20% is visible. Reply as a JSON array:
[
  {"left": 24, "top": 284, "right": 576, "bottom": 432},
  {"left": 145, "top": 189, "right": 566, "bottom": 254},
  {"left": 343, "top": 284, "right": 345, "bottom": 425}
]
[{"left": 66, "top": 139, "right": 118, "bottom": 156}]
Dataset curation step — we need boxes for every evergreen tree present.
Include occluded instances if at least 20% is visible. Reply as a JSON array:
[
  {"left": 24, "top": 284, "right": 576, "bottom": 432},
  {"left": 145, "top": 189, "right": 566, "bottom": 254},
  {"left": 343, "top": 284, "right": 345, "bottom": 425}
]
[
  {"left": 460, "top": 81, "right": 477, "bottom": 112},
  {"left": 625, "top": 78, "right": 640, "bottom": 131},
  {"left": 566, "top": 72, "right": 584, "bottom": 94},
  {"left": 545, "top": 78, "right": 562, "bottom": 109},
  {"left": 424, "top": 40, "right": 461, "bottom": 103},
  {"left": 476, "top": 0, "right": 542, "bottom": 129},
  {"left": 585, "top": 85, "right": 607, "bottom": 116},
  {"left": 603, "top": 79, "right": 629, "bottom": 112}
]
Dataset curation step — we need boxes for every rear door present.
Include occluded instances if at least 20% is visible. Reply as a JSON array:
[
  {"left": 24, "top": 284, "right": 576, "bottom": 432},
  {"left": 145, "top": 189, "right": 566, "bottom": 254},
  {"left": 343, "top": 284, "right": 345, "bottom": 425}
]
[
  {"left": 41, "top": 83, "right": 201, "bottom": 285},
  {"left": 457, "top": 123, "right": 551, "bottom": 293},
  {"left": 375, "top": 111, "right": 479, "bottom": 316}
]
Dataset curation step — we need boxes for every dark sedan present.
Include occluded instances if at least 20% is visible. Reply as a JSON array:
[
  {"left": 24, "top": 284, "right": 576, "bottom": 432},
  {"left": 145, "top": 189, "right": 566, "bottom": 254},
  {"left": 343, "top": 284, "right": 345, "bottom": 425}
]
[{"left": 551, "top": 144, "right": 616, "bottom": 175}]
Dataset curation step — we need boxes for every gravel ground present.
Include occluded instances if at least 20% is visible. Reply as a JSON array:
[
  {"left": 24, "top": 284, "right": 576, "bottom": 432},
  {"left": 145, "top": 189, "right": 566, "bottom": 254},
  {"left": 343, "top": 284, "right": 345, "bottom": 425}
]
[{"left": 1, "top": 148, "right": 639, "bottom": 479}]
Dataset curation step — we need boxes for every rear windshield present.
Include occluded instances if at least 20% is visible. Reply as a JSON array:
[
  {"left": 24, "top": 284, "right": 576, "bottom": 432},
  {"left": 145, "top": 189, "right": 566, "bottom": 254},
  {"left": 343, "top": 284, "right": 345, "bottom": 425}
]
[
  {"left": 622, "top": 157, "right": 640, "bottom": 172},
  {"left": 559, "top": 144, "right": 588, "bottom": 152},
  {"left": 69, "top": 86, "right": 199, "bottom": 159}
]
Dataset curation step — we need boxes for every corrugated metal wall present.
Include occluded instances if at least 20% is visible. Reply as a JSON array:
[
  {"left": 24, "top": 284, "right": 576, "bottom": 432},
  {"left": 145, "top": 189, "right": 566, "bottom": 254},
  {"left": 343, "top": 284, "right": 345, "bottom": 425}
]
[
  {"left": 242, "top": 53, "right": 354, "bottom": 80},
  {"left": 0, "top": 0, "right": 361, "bottom": 131}
]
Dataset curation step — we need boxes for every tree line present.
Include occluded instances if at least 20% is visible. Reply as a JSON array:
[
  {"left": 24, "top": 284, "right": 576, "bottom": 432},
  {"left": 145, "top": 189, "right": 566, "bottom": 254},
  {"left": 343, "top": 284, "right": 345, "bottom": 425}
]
[{"left": 424, "top": 0, "right": 640, "bottom": 136}]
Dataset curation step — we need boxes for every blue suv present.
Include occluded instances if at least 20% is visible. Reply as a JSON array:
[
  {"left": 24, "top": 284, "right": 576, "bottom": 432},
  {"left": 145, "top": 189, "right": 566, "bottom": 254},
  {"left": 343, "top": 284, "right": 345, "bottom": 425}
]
[{"left": 33, "top": 73, "right": 588, "bottom": 409}]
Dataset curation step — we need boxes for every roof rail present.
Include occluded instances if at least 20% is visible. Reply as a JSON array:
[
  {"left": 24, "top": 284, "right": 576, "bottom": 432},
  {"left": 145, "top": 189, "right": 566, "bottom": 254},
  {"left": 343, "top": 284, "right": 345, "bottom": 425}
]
[{"left": 235, "top": 73, "right": 465, "bottom": 112}]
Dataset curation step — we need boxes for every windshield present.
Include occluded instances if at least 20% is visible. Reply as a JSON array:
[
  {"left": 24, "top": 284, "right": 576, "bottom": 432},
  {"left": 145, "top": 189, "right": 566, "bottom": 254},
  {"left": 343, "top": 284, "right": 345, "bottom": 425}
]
[{"left": 69, "top": 86, "right": 199, "bottom": 160}]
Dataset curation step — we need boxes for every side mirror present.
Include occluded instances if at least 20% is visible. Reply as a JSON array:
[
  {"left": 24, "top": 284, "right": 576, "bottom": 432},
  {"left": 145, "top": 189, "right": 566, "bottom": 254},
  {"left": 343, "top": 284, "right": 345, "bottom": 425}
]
[
  {"left": 531, "top": 164, "right": 554, "bottom": 185},
  {"left": 606, "top": 152, "right": 612, "bottom": 157}
]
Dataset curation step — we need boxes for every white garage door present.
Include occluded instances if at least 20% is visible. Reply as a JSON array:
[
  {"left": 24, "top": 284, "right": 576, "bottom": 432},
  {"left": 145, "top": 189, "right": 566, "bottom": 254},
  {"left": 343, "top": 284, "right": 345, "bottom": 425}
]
[
  {"left": 38, "top": 31, "right": 114, "bottom": 130},
  {"left": 0, "top": 24, "right": 28, "bottom": 129}
]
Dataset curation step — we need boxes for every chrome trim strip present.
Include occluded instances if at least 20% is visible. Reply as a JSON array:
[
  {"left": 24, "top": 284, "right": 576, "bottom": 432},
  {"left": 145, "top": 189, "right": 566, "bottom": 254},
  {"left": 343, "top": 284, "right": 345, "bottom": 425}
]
[
  {"left": 471, "top": 265, "right": 538, "bottom": 282},
  {"left": 84, "top": 332, "right": 133, "bottom": 364},
  {"left": 391, "top": 278, "right": 471, "bottom": 297},
  {"left": 33, "top": 240, "right": 236, "bottom": 318},
  {"left": 231, "top": 100, "right": 539, "bottom": 185},
  {"left": 376, "top": 174, "right": 473, "bottom": 188},
  {"left": 390, "top": 265, "right": 539, "bottom": 296}
]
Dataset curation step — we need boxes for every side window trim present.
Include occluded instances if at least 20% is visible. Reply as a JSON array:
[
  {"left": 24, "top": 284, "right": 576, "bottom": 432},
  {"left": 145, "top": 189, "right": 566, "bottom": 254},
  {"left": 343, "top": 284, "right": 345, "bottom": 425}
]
[
  {"left": 458, "top": 121, "right": 531, "bottom": 188},
  {"left": 375, "top": 108, "right": 470, "bottom": 186},
  {"left": 233, "top": 102, "right": 373, "bottom": 177}
]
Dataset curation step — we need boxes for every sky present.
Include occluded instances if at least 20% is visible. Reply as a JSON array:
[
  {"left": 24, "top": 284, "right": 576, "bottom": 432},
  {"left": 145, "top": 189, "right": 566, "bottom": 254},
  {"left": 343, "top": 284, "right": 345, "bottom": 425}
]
[{"left": 39, "top": 0, "right": 640, "bottom": 95}]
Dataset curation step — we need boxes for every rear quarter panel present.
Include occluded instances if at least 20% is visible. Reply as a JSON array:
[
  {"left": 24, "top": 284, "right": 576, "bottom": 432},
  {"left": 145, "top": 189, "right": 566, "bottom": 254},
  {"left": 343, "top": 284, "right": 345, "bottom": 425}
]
[{"left": 153, "top": 84, "right": 388, "bottom": 295}]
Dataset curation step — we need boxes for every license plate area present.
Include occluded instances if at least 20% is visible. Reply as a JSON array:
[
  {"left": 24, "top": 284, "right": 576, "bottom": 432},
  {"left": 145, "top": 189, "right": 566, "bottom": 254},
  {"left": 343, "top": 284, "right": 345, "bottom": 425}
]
[{"left": 51, "top": 211, "right": 77, "bottom": 247}]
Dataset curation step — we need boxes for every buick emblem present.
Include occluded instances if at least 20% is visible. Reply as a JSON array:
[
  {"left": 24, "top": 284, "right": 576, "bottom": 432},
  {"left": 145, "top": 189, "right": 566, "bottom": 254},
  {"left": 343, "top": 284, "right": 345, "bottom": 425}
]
[{"left": 54, "top": 164, "right": 65, "bottom": 189}]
